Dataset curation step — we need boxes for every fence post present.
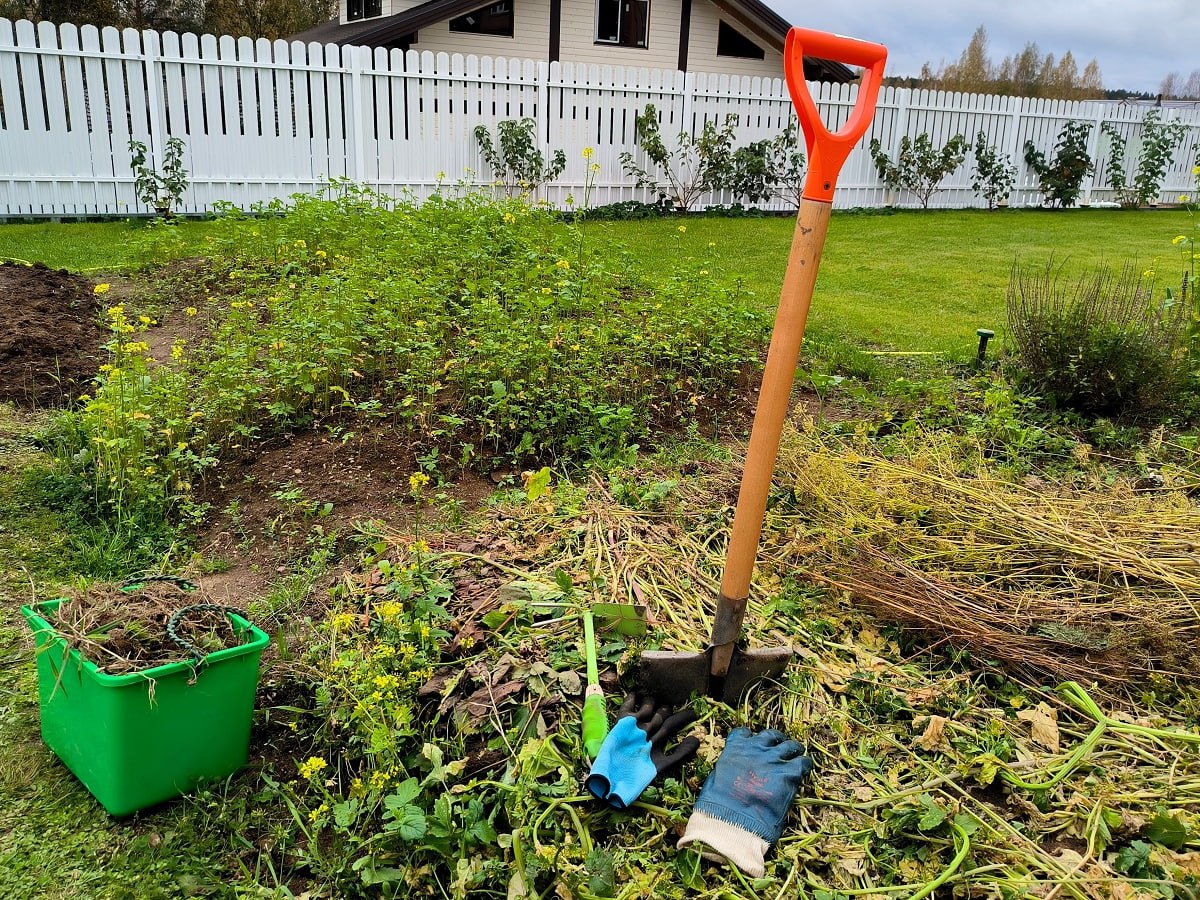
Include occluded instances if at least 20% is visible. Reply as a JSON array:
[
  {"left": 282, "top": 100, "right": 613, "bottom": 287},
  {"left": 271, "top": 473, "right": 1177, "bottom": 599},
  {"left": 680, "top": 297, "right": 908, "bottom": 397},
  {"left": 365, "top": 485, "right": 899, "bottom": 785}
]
[
  {"left": 348, "top": 43, "right": 366, "bottom": 182},
  {"left": 142, "top": 29, "right": 166, "bottom": 163},
  {"left": 1005, "top": 97, "right": 1024, "bottom": 204},
  {"left": 1083, "top": 101, "right": 1106, "bottom": 205},
  {"left": 537, "top": 59, "right": 550, "bottom": 147},
  {"left": 681, "top": 70, "right": 695, "bottom": 136}
]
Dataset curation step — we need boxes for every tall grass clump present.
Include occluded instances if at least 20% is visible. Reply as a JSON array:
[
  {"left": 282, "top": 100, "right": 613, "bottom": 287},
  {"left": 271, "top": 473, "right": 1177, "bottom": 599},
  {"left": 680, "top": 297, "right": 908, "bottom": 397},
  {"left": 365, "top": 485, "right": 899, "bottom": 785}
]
[
  {"left": 1006, "top": 260, "right": 1189, "bottom": 417},
  {"left": 54, "top": 182, "right": 769, "bottom": 529}
]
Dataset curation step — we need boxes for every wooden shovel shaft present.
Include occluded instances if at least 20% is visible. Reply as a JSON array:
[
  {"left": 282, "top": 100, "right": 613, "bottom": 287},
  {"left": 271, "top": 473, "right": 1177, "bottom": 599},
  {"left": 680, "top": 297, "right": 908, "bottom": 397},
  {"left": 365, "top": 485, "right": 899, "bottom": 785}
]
[{"left": 710, "top": 197, "right": 832, "bottom": 678}]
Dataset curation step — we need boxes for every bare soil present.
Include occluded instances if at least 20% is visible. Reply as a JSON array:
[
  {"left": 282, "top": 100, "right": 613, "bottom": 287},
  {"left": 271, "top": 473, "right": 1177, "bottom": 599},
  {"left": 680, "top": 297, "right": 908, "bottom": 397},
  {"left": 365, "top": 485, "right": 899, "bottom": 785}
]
[{"left": 0, "top": 263, "right": 104, "bottom": 407}]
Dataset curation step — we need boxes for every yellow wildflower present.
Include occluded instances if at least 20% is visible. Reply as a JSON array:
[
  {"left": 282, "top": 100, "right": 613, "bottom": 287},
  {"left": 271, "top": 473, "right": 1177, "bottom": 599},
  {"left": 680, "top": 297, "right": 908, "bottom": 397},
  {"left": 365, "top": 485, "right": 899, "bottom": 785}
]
[
  {"left": 555, "top": 259, "right": 571, "bottom": 270},
  {"left": 1174, "top": 235, "right": 1188, "bottom": 244},
  {"left": 409, "top": 471, "right": 430, "bottom": 492},
  {"left": 94, "top": 283, "right": 111, "bottom": 295},
  {"left": 297, "top": 756, "right": 328, "bottom": 779},
  {"left": 582, "top": 146, "right": 594, "bottom": 159},
  {"left": 308, "top": 803, "right": 329, "bottom": 823},
  {"left": 678, "top": 225, "right": 687, "bottom": 233}
]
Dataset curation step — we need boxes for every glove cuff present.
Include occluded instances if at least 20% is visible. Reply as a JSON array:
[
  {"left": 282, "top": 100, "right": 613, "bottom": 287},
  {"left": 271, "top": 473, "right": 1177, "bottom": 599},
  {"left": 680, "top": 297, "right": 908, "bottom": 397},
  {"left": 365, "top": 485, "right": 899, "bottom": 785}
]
[{"left": 678, "top": 810, "right": 769, "bottom": 878}]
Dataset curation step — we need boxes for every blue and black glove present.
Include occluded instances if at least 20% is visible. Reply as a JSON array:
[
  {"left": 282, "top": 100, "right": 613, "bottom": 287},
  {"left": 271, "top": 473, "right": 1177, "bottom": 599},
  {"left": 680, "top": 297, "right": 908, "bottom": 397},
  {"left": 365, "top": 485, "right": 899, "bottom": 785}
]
[
  {"left": 677, "top": 728, "right": 813, "bottom": 877},
  {"left": 585, "top": 695, "right": 700, "bottom": 809}
]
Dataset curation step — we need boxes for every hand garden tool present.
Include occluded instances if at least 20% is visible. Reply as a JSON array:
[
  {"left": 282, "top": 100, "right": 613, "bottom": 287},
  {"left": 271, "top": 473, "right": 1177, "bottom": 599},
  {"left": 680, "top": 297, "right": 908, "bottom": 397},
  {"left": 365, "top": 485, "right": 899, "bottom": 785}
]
[
  {"left": 582, "top": 601, "right": 647, "bottom": 759},
  {"left": 640, "top": 27, "right": 888, "bottom": 705}
]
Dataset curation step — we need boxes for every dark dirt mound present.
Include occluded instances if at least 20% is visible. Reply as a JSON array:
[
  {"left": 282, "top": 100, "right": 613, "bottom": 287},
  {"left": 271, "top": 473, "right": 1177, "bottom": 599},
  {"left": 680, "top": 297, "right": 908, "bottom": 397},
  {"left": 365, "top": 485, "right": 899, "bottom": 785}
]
[{"left": 0, "top": 262, "right": 104, "bottom": 407}]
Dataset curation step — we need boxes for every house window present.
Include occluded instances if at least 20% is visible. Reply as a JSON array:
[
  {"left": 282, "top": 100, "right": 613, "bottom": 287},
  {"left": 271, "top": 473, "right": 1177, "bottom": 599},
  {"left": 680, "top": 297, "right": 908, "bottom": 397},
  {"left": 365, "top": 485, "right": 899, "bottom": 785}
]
[
  {"left": 450, "top": 2, "right": 515, "bottom": 36},
  {"left": 347, "top": 0, "right": 382, "bottom": 21},
  {"left": 717, "top": 21, "right": 763, "bottom": 59},
  {"left": 595, "top": 0, "right": 649, "bottom": 48}
]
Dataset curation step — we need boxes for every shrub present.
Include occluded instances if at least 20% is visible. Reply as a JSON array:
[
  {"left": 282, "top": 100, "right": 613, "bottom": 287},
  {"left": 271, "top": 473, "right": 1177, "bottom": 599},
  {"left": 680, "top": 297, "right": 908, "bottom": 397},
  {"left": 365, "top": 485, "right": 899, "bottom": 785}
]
[
  {"left": 869, "top": 133, "right": 968, "bottom": 208},
  {"left": 472, "top": 118, "right": 566, "bottom": 197},
  {"left": 970, "top": 132, "right": 1016, "bottom": 209},
  {"left": 1100, "top": 111, "right": 1188, "bottom": 208},
  {"left": 1024, "top": 121, "right": 1093, "bottom": 208},
  {"left": 620, "top": 105, "right": 736, "bottom": 211},
  {"left": 128, "top": 137, "right": 188, "bottom": 216},
  {"left": 1007, "top": 261, "right": 1189, "bottom": 417},
  {"left": 721, "top": 123, "right": 807, "bottom": 208}
]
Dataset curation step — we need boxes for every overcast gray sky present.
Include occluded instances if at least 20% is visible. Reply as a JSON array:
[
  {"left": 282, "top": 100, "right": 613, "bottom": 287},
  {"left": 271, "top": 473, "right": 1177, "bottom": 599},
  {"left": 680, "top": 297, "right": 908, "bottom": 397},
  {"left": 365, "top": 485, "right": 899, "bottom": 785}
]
[{"left": 769, "top": 0, "right": 1199, "bottom": 93}]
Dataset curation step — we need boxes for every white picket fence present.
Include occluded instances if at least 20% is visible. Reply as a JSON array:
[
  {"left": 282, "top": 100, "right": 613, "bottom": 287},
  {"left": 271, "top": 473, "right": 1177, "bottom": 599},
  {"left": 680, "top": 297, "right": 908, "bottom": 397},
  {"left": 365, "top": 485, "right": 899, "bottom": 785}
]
[{"left": 2, "top": 16, "right": 1200, "bottom": 217}]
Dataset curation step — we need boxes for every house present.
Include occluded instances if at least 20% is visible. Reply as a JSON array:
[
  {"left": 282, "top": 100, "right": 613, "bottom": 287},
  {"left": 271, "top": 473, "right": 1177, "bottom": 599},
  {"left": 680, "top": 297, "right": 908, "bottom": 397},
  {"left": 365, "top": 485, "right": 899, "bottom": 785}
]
[{"left": 291, "top": 0, "right": 853, "bottom": 82}]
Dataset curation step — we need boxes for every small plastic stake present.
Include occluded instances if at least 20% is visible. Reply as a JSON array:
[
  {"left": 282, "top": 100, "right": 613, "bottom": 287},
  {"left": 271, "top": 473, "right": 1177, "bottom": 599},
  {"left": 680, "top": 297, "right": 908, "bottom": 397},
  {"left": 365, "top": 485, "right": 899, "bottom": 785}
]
[{"left": 975, "top": 328, "right": 995, "bottom": 367}]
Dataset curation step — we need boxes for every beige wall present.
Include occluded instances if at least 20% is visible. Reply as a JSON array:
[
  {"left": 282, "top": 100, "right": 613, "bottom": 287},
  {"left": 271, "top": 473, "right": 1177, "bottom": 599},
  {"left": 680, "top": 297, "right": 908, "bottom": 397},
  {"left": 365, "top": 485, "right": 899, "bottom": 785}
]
[
  {"left": 409, "top": 0, "right": 552, "bottom": 58},
  {"left": 338, "top": 0, "right": 784, "bottom": 79},
  {"left": 557, "top": 0, "right": 681, "bottom": 69},
  {"left": 687, "top": 1, "right": 783, "bottom": 78}
]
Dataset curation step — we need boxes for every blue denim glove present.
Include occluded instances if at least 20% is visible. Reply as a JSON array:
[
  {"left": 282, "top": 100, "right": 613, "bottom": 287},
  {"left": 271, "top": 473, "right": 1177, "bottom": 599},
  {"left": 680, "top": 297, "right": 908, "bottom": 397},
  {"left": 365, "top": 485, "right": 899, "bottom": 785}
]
[
  {"left": 678, "top": 728, "right": 813, "bottom": 877},
  {"left": 585, "top": 695, "right": 699, "bottom": 809}
]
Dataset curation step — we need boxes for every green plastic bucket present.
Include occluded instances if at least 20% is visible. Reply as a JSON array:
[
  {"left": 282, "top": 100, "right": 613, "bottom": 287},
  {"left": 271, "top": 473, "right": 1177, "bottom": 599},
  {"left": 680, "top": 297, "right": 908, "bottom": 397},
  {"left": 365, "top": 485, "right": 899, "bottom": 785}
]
[{"left": 20, "top": 598, "right": 270, "bottom": 817}]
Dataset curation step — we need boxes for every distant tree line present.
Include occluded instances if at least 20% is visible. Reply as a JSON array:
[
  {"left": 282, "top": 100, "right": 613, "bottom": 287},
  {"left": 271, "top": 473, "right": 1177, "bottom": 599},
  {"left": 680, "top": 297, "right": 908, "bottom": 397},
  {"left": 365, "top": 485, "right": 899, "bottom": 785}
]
[
  {"left": 909, "top": 26, "right": 1105, "bottom": 100},
  {"left": 1159, "top": 70, "right": 1200, "bottom": 101},
  {"left": 0, "top": 0, "right": 336, "bottom": 39}
]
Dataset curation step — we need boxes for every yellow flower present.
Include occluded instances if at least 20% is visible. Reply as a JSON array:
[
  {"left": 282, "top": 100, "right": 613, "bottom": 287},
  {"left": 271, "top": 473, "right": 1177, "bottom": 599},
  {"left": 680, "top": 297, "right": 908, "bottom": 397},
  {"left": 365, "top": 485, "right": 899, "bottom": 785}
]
[
  {"left": 590, "top": 163, "right": 601, "bottom": 173},
  {"left": 298, "top": 756, "right": 328, "bottom": 779},
  {"left": 677, "top": 225, "right": 687, "bottom": 233},
  {"left": 555, "top": 259, "right": 571, "bottom": 270},
  {"left": 503, "top": 212, "right": 516, "bottom": 224},
  {"left": 436, "top": 171, "right": 446, "bottom": 180},
  {"left": 409, "top": 471, "right": 430, "bottom": 492},
  {"left": 330, "top": 612, "right": 356, "bottom": 631},
  {"left": 413, "top": 539, "right": 430, "bottom": 554},
  {"left": 582, "top": 147, "right": 594, "bottom": 159},
  {"left": 1193, "top": 165, "right": 1200, "bottom": 176},
  {"left": 138, "top": 315, "right": 152, "bottom": 325},
  {"left": 293, "top": 239, "right": 307, "bottom": 249},
  {"left": 1173, "top": 235, "right": 1189, "bottom": 244},
  {"left": 308, "top": 803, "right": 329, "bottom": 823},
  {"left": 1143, "top": 269, "right": 1155, "bottom": 278},
  {"left": 107, "top": 304, "right": 124, "bottom": 318},
  {"left": 315, "top": 249, "right": 327, "bottom": 258},
  {"left": 93, "top": 283, "right": 111, "bottom": 295},
  {"left": 1180, "top": 195, "right": 1192, "bottom": 204}
]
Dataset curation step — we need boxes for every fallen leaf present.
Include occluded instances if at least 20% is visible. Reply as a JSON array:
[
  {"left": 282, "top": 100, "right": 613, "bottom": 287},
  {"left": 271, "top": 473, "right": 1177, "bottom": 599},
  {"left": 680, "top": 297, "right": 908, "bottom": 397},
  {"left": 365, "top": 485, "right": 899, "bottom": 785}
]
[
  {"left": 1017, "top": 702, "right": 1060, "bottom": 753},
  {"left": 915, "top": 715, "right": 949, "bottom": 751}
]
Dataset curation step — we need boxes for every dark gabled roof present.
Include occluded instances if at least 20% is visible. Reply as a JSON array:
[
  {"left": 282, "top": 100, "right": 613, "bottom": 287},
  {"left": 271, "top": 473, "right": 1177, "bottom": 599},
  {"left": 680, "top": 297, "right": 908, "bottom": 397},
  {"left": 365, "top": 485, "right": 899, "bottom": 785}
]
[{"left": 292, "top": 0, "right": 855, "bottom": 82}]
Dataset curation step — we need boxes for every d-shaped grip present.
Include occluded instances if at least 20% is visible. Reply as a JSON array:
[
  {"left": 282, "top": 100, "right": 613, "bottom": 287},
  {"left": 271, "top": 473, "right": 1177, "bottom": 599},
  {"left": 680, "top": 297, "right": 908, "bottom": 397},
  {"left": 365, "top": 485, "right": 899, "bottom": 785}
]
[{"left": 784, "top": 28, "right": 887, "bottom": 203}]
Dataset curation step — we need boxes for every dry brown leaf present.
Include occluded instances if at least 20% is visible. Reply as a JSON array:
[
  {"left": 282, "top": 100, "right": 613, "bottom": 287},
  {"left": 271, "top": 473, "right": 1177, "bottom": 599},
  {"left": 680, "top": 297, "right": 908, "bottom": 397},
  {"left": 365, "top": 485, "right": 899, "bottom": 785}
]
[
  {"left": 1017, "top": 702, "right": 1061, "bottom": 753},
  {"left": 915, "top": 715, "right": 949, "bottom": 751}
]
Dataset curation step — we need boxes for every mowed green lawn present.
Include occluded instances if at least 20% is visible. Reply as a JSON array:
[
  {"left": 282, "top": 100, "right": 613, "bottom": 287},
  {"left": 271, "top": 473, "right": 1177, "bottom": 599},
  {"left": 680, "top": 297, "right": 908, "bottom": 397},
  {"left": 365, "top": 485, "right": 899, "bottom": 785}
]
[{"left": 1, "top": 208, "right": 1192, "bottom": 355}]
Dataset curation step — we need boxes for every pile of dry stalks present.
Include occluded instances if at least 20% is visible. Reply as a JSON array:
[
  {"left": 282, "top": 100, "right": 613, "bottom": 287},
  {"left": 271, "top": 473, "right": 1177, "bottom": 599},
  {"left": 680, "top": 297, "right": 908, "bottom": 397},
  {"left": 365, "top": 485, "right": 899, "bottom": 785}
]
[
  {"left": 771, "top": 424, "right": 1200, "bottom": 689},
  {"left": 54, "top": 581, "right": 243, "bottom": 674}
]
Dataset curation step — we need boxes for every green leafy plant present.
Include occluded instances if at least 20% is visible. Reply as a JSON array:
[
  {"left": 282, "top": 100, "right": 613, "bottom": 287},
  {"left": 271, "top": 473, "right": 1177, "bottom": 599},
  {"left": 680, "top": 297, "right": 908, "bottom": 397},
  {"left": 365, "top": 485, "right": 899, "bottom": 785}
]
[
  {"left": 970, "top": 131, "right": 1016, "bottom": 209},
  {"left": 619, "top": 104, "right": 737, "bottom": 212},
  {"left": 128, "top": 137, "right": 189, "bottom": 217},
  {"left": 1024, "top": 121, "right": 1094, "bottom": 208},
  {"left": 722, "top": 122, "right": 807, "bottom": 208},
  {"left": 1007, "top": 260, "right": 1189, "bottom": 416},
  {"left": 869, "top": 133, "right": 968, "bottom": 208},
  {"left": 52, "top": 184, "right": 769, "bottom": 533},
  {"left": 472, "top": 118, "right": 567, "bottom": 198},
  {"left": 1101, "top": 111, "right": 1188, "bottom": 208}
]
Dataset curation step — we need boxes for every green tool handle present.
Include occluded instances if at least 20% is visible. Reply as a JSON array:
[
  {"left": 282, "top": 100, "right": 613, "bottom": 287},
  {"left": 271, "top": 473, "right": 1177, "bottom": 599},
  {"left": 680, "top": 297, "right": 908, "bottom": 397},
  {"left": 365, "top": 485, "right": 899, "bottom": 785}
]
[{"left": 582, "top": 610, "right": 608, "bottom": 758}]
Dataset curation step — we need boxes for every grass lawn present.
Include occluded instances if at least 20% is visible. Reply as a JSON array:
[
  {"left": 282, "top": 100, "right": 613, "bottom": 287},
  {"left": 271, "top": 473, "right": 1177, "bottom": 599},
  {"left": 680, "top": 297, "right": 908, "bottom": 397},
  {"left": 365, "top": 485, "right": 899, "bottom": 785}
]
[
  {"left": 595, "top": 208, "right": 1194, "bottom": 354},
  {"left": 2, "top": 208, "right": 1191, "bottom": 357}
]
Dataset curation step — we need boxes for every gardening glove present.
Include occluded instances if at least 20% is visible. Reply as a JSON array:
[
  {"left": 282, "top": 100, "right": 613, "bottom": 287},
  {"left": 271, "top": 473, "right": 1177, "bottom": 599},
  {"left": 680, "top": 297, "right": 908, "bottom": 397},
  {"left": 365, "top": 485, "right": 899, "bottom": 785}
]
[
  {"left": 677, "top": 728, "right": 813, "bottom": 878},
  {"left": 585, "top": 695, "right": 700, "bottom": 809}
]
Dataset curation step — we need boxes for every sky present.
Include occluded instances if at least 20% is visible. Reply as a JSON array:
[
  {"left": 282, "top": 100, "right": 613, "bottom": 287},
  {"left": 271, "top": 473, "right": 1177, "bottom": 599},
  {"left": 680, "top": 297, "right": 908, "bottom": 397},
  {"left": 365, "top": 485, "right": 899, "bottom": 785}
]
[{"left": 769, "top": 0, "right": 1200, "bottom": 93}]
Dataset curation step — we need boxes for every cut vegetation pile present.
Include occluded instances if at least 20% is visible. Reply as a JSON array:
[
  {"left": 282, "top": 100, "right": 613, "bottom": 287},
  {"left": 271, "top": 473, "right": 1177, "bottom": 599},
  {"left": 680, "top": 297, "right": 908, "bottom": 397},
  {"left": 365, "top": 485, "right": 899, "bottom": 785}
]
[
  {"left": 773, "top": 423, "right": 1200, "bottom": 691},
  {"left": 261, "top": 443, "right": 1200, "bottom": 897},
  {"left": 52, "top": 580, "right": 245, "bottom": 674}
]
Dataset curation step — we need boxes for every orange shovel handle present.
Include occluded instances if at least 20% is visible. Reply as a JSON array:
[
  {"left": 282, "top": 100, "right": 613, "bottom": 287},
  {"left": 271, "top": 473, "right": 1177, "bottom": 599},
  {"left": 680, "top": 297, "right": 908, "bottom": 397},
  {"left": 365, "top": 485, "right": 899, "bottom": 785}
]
[{"left": 784, "top": 27, "right": 888, "bottom": 203}]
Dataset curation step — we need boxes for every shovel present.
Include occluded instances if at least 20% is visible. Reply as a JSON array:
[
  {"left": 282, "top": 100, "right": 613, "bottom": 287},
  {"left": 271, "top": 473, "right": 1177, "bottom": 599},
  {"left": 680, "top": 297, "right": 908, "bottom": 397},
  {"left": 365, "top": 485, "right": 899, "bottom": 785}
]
[{"left": 640, "top": 28, "right": 888, "bottom": 705}]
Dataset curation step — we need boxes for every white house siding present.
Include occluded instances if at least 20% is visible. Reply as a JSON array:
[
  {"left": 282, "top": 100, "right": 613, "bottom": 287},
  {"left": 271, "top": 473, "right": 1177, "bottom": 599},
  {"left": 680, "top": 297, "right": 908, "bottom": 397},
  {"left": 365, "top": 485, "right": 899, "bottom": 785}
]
[
  {"left": 687, "top": 0, "right": 782, "bottom": 78},
  {"left": 399, "top": 0, "right": 552, "bottom": 58},
  {"left": 557, "top": 0, "right": 682, "bottom": 69}
]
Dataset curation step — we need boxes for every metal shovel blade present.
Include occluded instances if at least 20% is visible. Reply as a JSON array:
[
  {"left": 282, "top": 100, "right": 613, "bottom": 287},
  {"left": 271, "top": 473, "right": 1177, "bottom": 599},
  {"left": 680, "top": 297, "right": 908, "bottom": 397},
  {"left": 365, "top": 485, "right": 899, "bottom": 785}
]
[{"left": 638, "top": 646, "right": 792, "bottom": 706}]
